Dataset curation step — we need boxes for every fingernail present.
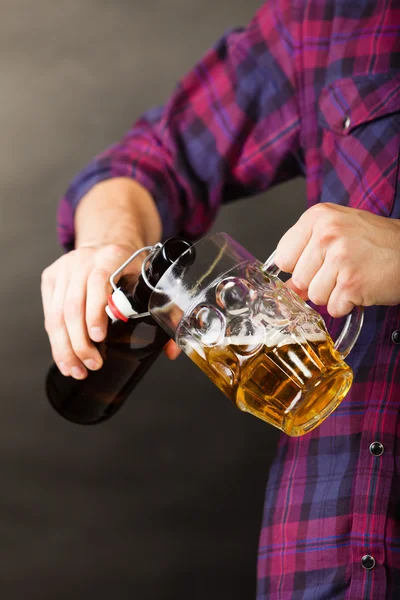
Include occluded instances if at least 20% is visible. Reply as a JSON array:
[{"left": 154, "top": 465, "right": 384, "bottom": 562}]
[
  {"left": 83, "top": 359, "right": 101, "bottom": 371},
  {"left": 58, "top": 362, "right": 70, "bottom": 376},
  {"left": 90, "top": 326, "right": 105, "bottom": 342},
  {"left": 71, "top": 366, "right": 87, "bottom": 380}
]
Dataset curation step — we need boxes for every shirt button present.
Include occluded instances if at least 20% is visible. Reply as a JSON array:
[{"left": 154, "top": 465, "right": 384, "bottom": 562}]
[
  {"left": 343, "top": 115, "right": 351, "bottom": 130},
  {"left": 391, "top": 330, "right": 400, "bottom": 344},
  {"left": 361, "top": 555, "right": 376, "bottom": 570},
  {"left": 369, "top": 441, "right": 384, "bottom": 457}
]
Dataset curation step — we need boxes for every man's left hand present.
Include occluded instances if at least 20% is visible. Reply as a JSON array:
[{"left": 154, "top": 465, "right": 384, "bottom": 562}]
[{"left": 274, "top": 203, "right": 400, "bottom": 317}]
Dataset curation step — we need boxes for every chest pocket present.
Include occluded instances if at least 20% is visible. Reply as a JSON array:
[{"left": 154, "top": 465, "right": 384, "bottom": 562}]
[{"left": 318, "top": 75, "right": 400, "bottom": 217}]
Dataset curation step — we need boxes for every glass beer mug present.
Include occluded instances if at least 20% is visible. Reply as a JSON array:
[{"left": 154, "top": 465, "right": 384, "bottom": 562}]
[{"left": 123, "top": 233, "right": 363, "bottom": 436}]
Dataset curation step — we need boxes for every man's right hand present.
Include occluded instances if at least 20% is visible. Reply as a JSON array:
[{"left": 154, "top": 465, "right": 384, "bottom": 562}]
[{"left": 41, "top": 242, "right": 180, "bottom": 381}]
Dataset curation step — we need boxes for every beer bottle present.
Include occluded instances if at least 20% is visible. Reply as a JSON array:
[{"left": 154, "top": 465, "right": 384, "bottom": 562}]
[{"left": 46, "top": 238, "right": 191, "bottom": 425}]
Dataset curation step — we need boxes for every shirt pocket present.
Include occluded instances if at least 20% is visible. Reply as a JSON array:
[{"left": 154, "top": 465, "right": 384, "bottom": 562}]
[{"left": 318, "top": 74, "right": 400, "bottom": 216}]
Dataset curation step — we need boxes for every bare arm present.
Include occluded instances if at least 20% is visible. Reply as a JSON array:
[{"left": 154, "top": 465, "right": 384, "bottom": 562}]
[{"left": 74, "top": 178, "right": 162, "bottom": 250}]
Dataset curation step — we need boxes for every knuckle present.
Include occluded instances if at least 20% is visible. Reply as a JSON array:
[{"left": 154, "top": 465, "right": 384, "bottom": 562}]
[
  {"left": 292, "top": 278, "right": 307, "bottom": 291},
  {"left": 70, "top": 247, "right": 94, "bottom": 267},
  {"left": 71, "top": 343, "right": 91, "bottom": 361},
  {"left": 104, "top": 243, "right": 126, "bottom": 261},
  {"left": 72, "top": 247, "right": 89, "bottom": 258},
  {"left": 77, "top": 246, "right": 94, "bottom": 255},
  {"left": 309, "top": 203, "right": 327, "bottom": 215},
  {"left": 337, "top": 278, "right": 352, "bottom": 294},
  {"left": 53, "top": 349, "right": 75, "bottom": 365},
  {"left": 89, "top": 267, "right": 111, "bottom": 283},
  {"left": 333, "top": 238, "right": 351, "bottom": 257},
  {"left": 307, "top": 203, "right": 332, "bottom": 221},
  {"left": 65, "top": 333, "right": 91, "bottom": 363},
  {"left": 86, "top": 312, "right": 106, "bottom": 330},
  {"left": 337, "top": 269, "right": 361, "bottom": 294},
  {"left": 331, "top": 238, "right": 351, "bottom": 265},
  {"left": 73, "top": 251, "right": 88, "bottom": 267},
  {"left": 318, "top": 223, "right": 342, "bottom": 245},
  {"left": 309, "top": 204, "right": 342, "bottom": 235}
]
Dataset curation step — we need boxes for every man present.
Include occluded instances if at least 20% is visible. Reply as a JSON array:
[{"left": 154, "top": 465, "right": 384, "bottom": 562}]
[{"left": 41, "top": 0, "right": 400, "bottom": 597}]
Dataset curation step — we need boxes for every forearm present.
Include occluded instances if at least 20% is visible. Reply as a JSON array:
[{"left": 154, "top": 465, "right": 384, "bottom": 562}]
[{"left": 74, "top": 177, "right": 162, "bottom": 251}]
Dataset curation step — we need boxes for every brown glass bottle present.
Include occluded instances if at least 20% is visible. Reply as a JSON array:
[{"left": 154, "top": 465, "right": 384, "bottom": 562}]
[{"left": 46, "top": 238, "right": 191, "bottom": 425}]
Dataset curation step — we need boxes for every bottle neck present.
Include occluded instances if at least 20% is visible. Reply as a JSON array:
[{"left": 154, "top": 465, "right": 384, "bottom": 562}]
[{"left": 124, "top": 237, "right": 192, "bottom": 314}]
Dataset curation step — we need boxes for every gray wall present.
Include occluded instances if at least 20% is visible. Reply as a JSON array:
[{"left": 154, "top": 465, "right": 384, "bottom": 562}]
[{"left": 0, "top": 1, "right": 305, "bottom": 598}]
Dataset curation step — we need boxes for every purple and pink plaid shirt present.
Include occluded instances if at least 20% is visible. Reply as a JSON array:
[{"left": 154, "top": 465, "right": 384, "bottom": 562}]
[{"left": 58, "top": 1, "right": 400, "bottom": 597}]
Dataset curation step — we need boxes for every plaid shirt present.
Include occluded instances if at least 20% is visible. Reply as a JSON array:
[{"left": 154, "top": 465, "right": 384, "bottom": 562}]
[{"left": 58, "top": 1, "right": 400, "bottom": 598}]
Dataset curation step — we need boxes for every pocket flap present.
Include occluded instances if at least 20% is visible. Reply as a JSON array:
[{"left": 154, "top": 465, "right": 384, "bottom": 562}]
[{"left": 319, "top": 74, "right": 400, "bottom": 135}]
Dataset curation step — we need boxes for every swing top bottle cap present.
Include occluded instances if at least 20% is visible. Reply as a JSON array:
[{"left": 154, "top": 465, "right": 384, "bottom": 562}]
[{"left": 106, "top": 237, "right": 192, "bottom": 322}]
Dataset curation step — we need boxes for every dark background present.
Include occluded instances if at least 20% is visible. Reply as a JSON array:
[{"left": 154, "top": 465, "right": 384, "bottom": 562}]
[{"left": 1, "top": 1, "right": 305, "bottom": 598}]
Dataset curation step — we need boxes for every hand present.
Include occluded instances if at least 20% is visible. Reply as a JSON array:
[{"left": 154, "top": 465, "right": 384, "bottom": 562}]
[
  {"left": 41, "top": 243, "right": 180, "bottom": 380},
  {"left": 274, "top": 203, "right": 400, "bottom": 317}
]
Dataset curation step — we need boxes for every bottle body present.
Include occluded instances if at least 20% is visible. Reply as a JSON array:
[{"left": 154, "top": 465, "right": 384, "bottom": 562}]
[{"left": 46, "top": 315, "right": 169, "bottom": 425}]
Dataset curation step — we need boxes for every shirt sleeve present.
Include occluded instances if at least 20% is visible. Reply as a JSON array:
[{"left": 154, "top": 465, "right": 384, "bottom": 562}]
[{"left": 57, "top": 0, "right": 301, "bottom": 250}]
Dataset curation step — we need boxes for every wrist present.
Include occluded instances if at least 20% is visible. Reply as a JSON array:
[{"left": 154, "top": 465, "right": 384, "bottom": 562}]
[{"left": 74, "top": 178, "right": 162, "bottom": 250}]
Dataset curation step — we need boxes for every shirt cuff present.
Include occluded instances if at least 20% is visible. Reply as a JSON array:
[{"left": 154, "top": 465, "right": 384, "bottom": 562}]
[{"left": 56, "top": 155, "right": 178, "bottom": 252}]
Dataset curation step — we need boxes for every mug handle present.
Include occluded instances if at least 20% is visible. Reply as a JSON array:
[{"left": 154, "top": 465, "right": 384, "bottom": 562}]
[{"left": 263, "top": 250, "right": 364, "bottom": 359}]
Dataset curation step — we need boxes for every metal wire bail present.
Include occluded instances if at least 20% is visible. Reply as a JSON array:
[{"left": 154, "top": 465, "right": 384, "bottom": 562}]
[
  {"left": 109, "top": 243, "right": 162, "bottom": 292},
  {"left": 108, "top": 243, "right": 162, "bottom": 321}
]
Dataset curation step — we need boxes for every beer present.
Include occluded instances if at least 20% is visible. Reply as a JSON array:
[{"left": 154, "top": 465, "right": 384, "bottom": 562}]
[
  {"left": 178, "top": 332, "right": 352, "bottom": 436},
  {"left": 176, "top": 260, "right": 353, "bottom": 436},
  {"left": 237, "top": 336, "right": 352, "bottom": 436}
]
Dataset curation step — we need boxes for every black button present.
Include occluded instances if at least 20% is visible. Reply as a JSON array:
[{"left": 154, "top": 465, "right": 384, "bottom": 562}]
[
  {"left": 361, "top": 555, "right": 376, "bottom": 570},
  {"left": 369, "top": 442, "right": 384, "bottom": 457},
  {"left": 391, "top": 330, "right": 400, "bottom": 344}
]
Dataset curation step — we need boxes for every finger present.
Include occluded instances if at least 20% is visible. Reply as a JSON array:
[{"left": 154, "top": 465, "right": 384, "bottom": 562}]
[
  {"left": 48, "top": 269, "right": 87, "bottom": 379},
  {"left": 327, "top": 277, "right": 355, "bottom": 318},
  {"left": 86, "top": 267, "right": 113, "bottom": 342},
  {"left": 41, "top": 266, "right": 55, "bottom": 328},
  {"left": 41, "top": 268, "right": 72, "bottom": 376},
  {"left": 274, "top": 221, "right": 313, "bottom": 273},
  {"left": 64, "top": 270, "right": 103, "bottom": 373},
  {"left": 307, "top": 260, "right": 338, "bottom": 307},
  {"left": 164, "top": 339, "right": 182, "bottom": 360},
  {"left": 285, "top": 278, "right": 309, "bottom": 301},
  {"left": 87, "top": 246, "right": 141, "bottom": 341},
  {"left": 291, "top": 238, "right": 324, "bottom": 292}
]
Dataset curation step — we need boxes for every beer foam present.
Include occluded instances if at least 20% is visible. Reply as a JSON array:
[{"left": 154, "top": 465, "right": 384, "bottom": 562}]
[
  {"left": 212, "top": 331, "right": 325, "bottom": 350},
  {"left": 223, "top": 329, "right": 326, "bottom": 348},
  {"left": 181, "top": 327, "right": 327, "bottom": 361},
  {"left": 267, "top": 329, "right": 326, "bottom": 347}
]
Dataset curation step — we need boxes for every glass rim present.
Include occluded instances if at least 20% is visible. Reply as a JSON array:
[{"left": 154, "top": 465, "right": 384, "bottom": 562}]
[{"left": 149, "top": 231, "right": 235, "bottom": 298}]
